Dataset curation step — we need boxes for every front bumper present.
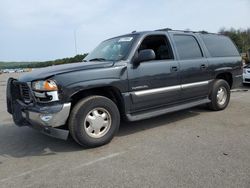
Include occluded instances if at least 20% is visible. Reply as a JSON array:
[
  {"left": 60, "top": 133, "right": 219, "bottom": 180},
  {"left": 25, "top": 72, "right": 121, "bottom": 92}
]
[
  {"left": 26, "top": 103, "right": 71, "bottom": 128},
  {"left": 7, "top": 78, "right": 71, "bottom": 140}
]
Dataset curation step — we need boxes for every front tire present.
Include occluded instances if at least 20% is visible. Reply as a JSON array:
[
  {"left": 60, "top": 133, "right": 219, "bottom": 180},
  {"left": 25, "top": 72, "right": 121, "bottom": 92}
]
[
  {"left": 208, "top": 79, "right": 230, "bottom": 111},
  {"left": 69, "top": 96, "right": 120, "bottom": 147}
]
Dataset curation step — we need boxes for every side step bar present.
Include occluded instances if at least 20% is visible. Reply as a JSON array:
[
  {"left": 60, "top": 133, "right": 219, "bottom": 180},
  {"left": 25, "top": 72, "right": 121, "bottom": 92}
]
[{"left": 126, "top": 98, "right": 210, "bottom": 121}]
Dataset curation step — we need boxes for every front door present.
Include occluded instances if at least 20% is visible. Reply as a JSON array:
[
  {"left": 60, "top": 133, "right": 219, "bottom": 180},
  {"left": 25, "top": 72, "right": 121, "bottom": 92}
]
[{"left": 127, "top": 34, "right": 181, "bottom": 112}]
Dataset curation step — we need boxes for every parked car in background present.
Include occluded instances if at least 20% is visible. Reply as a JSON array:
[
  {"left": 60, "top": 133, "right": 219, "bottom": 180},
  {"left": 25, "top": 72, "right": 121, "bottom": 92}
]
[
  {"left": 243, "top": 64, "right": 250, "bottom": 84},
  {"left": 15, "top": 69, "right": 24, "bottom": 73}
]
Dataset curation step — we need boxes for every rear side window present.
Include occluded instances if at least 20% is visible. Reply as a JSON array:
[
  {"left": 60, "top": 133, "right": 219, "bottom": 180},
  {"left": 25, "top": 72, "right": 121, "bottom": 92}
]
[
  {"left": 173, "top": 35, "right": 203, "bottom": 60},
  {"left": 201, "top": 34, "right": 239, "bottom": 57}
]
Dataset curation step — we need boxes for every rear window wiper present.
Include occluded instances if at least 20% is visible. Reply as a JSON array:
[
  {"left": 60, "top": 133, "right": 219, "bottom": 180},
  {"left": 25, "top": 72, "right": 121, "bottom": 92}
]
[{"left": 89, "top": 58, "right": 107, "bottom": 62}]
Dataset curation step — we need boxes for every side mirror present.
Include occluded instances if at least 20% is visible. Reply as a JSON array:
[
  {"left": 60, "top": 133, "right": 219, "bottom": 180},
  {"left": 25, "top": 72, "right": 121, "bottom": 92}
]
[{"left": 134, "top": 49, "right": 156, "bottom": 65}]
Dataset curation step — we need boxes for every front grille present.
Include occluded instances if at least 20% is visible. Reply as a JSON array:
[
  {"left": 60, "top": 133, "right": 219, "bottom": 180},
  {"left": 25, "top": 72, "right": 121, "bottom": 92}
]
[
  {"left": 245, "top": 78, "right": 250, "bottom": 82},
  {"left": 19, "top": 83, "right": 32, "bottom": 103}
]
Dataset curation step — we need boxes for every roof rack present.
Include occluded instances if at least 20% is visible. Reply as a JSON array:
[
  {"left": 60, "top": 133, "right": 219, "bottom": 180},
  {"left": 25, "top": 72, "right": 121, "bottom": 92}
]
[
  {"left": 155, "top": 28, "right": 211, "bottom": 34},
  {"left": 155, "top": 28, "right": 172, "bottom": 31}
]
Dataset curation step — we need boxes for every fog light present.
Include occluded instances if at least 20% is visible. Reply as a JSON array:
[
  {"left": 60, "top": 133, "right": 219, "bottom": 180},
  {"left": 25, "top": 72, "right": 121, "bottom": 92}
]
[{"left": 40, "top": 114, "right": 53, "bottom": 122}]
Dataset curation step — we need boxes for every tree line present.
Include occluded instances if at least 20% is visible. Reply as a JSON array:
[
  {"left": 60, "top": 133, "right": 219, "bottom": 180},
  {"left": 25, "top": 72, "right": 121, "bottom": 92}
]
[
  {"left": 0, "top": 54, "right": 87, "bottom": 69},
  {"left": 219, "top": 28, "right": 250, "bottom": 53}
]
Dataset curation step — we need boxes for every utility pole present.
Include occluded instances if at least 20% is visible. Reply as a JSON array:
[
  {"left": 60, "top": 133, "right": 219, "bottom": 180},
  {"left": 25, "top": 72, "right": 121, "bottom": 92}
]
[{"left": 74, "top": 29, "right": 78, "bottom": 55}]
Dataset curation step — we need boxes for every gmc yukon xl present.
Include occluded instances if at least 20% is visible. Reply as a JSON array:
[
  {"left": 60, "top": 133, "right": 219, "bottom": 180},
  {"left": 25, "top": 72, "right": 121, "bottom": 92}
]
[{"left": 7, "top": 29, "right": 242, "bottom": 147}]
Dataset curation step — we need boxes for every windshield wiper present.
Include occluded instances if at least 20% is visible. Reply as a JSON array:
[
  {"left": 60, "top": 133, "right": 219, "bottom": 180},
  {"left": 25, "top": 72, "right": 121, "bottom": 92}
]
[{"left": 89, "top": 58, "right": 107, "bottom": 62}]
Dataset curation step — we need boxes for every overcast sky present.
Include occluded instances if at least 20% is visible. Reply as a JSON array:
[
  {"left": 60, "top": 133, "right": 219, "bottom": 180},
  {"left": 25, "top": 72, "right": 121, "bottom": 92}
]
[{"left": 0, "top": 0, "right": 249, "bottom": 61}]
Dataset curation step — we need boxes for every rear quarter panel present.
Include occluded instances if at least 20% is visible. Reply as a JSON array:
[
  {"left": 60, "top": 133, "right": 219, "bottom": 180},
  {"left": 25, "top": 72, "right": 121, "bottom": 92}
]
[{"left": 207, "top": 56, "right": 242, "bottom": 77}]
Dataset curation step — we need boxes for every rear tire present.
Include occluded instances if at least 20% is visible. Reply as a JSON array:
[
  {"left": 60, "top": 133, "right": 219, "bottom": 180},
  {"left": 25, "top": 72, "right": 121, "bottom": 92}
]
[
  {"left": 69, "top": 96, "right": 120, "bottom": 147},
  {"left": 208, "top": 79, "right": 230, "bottom": 111}
]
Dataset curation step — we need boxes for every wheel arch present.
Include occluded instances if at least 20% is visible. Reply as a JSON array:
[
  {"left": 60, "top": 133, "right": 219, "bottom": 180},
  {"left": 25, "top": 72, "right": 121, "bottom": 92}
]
[
  {"left": 215, "top": 72, "right": 233, "bottom": 88},
  {"left": 70, "top": 86, "right": 126, "bottom": 118}
]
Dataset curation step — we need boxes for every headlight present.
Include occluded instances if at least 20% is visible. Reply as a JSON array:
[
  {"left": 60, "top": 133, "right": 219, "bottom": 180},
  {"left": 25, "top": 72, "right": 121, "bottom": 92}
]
[{"left": 32, "top": 80, "right": 58, "bottom": 91}]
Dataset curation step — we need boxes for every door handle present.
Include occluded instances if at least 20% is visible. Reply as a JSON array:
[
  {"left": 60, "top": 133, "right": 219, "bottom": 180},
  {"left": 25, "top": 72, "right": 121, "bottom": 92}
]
[
  {"left": 200, "top": 64, "right": 207, "bottom": 69},
  {"left": 171, "top": 66, "right": 178, "bottom": 72}
]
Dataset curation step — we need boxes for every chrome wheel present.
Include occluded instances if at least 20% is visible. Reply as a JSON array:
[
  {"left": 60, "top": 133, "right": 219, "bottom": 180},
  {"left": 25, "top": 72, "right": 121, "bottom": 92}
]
[
  {"left": 84, "top": 108, "right": 112, "bottom": 138},
  {"left": 217, "top": 87, "right": 227, "bottom": 106}
]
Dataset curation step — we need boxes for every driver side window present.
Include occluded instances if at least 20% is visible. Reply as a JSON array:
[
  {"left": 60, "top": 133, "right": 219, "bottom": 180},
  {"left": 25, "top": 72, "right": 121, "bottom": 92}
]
[{"left": 139, "top": 35, "right": 174, "bottom": 60}]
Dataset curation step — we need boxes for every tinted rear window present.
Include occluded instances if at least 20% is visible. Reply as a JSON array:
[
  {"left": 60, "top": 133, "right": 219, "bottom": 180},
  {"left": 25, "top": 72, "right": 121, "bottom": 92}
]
[
  {"left": 201, "top": 34, "right": 239, "bottom": 57},
  {"left": 173, "top": 35, "right": 203, "bottom": 60}
]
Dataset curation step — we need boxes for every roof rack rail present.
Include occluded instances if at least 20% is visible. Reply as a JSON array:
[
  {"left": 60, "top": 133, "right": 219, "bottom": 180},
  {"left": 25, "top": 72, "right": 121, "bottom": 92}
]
[
  {"left": 171, "top": 29, "right": 195, "bottom": 33},
  {"left": 155, "top": 28, "right": 172, "bottom": 31},
  {"left": 198, "top": 30, "right": 209, "bottom": 34},
  {"left": 155, "top": 28, "right": 211, "bottom": 34}
]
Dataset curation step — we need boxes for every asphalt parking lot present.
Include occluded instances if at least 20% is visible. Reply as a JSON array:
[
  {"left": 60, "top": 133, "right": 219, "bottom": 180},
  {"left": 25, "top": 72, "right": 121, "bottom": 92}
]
[{"left": 0, "top": 73, "right": 250, "bottom": 188}]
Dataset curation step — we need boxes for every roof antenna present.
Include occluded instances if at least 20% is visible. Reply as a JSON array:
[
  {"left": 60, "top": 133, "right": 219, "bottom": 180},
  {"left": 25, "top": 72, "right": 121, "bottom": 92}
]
[{"left": 131, "top": 31, "right": 136, "bottom": 33}]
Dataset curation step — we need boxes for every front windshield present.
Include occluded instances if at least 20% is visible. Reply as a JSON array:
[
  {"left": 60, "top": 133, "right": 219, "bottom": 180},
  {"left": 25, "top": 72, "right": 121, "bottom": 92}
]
[{"left": 84, "top": 35, "right": 135, "bottom": 62}]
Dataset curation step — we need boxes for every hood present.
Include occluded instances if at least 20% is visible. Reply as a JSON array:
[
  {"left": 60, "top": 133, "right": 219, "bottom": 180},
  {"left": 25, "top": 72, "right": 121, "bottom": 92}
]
[{"left": 19, "top": 61, "right": 114, "bottom": 82}]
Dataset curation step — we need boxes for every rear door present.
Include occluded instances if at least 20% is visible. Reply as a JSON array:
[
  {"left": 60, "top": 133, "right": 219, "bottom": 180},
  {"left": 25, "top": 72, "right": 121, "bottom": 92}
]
[
  {"left": 170, "top": 33, "right": 210, "bottom": 101},
  {"left": 127, "top": 34, "right": 181, "bottom": 112}
]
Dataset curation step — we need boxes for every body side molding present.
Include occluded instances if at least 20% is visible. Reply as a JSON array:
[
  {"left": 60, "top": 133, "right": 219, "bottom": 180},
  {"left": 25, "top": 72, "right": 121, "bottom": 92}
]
[{"left": 133, "top": 80, "right": 212, "bottom": 96}]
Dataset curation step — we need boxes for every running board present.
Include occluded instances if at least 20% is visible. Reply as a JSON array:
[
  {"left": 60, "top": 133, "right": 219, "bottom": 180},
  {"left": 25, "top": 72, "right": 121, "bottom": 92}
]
[{"left": 126, "top": 98, "right": 210, "bottom": 121}]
